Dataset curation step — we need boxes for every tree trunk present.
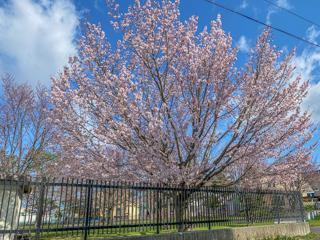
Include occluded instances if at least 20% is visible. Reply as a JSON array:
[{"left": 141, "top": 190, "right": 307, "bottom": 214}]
[
  {"left": 175, "top": 192, "right": 188, "bottom": 232},
  {"left": 106, "top": 207, "right": 113, "bottom": 225}
]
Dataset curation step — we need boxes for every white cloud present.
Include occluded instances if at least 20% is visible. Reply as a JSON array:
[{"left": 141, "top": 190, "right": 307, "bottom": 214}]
[
  {"left": 0, "top": 0, "right": 79, "bottom": 86},
  {"left": 306, "top": 25, "right": 320, "bottom": 44},
  {"left": 276, "top": 0, "right": 292, "bottom": 9},
  {"left": 293, "top": 51, "right": 320, "bottom": 83},
  {"left": 293, "top": 26, "right": 320, "bottom": 122},
  {"left": 266, "top": 0, "right": 292, "bottom": 24},
  {"left": 303, "top": 82, "right": 320, "bottom": 122},
  {"left": 290, "top": 25, "right": 320, "bottom": 122},
  {"left": 266, "top": 8, "right": 276, "bottom": 25},
  {"left": 297, "top": 49, "right": 320, "bottom": 122},
  {"left": 239, "top": 0, "right": 248, "bottom": 9},
  {"left": 237, "top": 36, "right": 250, "bottom": 53},
  {"left": 281, "top": 46, "right": 289, "bottom": 55}
]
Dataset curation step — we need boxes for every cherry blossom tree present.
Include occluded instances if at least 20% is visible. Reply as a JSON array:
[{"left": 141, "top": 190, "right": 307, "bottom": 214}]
[
  {"left": 265, "top": 157, "right": 317, "bottom": 191},
  {"left": 50, "top": 0, "right": 315, "bottom": 189},
  {"left": 232, "top": 157, "right": 317, "bottom": 192},
  {"left": 0, "top": 74, "right": 53, "bottom": 177}
]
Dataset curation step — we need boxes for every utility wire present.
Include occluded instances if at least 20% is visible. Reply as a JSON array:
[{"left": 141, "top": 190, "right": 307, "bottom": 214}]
[
  {"left": 203, "top": 0, "right": 320, "bottom": 48},
  {"left": 262, "top": 0, "right": 320, "bottom": 28}
]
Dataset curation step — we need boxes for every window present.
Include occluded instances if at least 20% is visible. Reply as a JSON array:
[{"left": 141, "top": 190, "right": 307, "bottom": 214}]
[
  {"left": 116, "top": 207, "right": 122, "bottom": 216},
  {"left": 307, "top": 192, "right": 315, "bottom": 198}
]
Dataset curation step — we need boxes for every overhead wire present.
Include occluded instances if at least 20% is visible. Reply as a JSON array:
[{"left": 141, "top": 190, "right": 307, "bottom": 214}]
[
  {"left": 203, "top": 0, "right": 320, "bottom": 49},
  {"left": 262, "top": 0, "right": 320, "bottom": 28}
]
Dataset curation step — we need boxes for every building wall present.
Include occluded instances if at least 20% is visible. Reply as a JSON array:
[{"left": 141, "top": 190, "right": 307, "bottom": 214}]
[{"left": 0, "top": 184, "right": 22, "bottom": 240}]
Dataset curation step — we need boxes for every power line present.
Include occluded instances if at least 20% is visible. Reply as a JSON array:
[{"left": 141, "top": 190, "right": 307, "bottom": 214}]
[
  {"left": 203, "top": 0, "right": 320, "bottom": 49},
  {"left": 262, "top": 0, "right": 320, "bottom": 28}
]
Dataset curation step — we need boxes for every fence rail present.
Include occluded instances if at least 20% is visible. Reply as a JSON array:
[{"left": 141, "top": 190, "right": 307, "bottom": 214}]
[{"left": 0, "top": 177, "right": 304, "bottom": 239}]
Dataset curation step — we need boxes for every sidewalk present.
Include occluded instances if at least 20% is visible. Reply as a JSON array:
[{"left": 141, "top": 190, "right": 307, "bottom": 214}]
[{"left": 310, "top": 227, "right": 320, "bottom": 239}]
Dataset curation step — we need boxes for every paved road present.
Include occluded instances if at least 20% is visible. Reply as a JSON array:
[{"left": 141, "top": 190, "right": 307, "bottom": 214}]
[
  {"left": 312, "top": 227, "right": 320, "bottom": 233},
  {"left": 311, "top": 227, "right": 320, "bottom": 239}
]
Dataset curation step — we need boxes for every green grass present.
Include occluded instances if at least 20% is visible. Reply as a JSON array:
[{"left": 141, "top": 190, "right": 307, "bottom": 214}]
[
  {"left": 308, "top": 215, "right": 320, "bottom": 227},
  {"left": 261, "top": 232, "right": 320, "bottom": 240},
  {"left": 37, "top": 230, "right": 320, "bottom": 240},
  {"left": 34, "top": 221, "right": 275, "bottom": 239},
  {"left": 36, "top": 232, "right": 320, "bottom": 240},
  {"left": 15, "top": 221, "right": 296, "bottom": 239}
]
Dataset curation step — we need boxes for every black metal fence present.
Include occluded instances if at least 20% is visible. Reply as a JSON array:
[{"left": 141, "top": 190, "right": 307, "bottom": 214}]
[{"left": 0, "top": 177, "right": 304, "bottom": 239}]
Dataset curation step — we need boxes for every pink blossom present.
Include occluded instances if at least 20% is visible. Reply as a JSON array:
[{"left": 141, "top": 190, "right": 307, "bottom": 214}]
[{"left": 49, "top": 1, "right": 315, "bottom": 187}]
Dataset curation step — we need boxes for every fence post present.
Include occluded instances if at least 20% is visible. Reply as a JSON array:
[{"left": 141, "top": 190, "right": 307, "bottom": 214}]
[
  {"left": 276, "top": 194, "right": 281, "bottom": 224},
  {"left": 298, "top": 192, "right": 305, "bottom": 222},
  {"left": 156, "top": 183, "right": 160, "bottom": 234},
  {"left": 206, "top": 187, "right": 211, "bottom": 230},
  {"left": 84, "top": 180, "right": 93, "bottom": 240},
  {"left": 243, "top": 190, "right": 250, "bottom": 225},
  {"left": 35, "top": 178, "right": 46, "bottom": 240}
]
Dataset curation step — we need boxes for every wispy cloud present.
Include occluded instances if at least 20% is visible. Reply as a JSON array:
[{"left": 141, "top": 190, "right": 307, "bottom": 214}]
[
  {"left": 237, "top": 36, "right": 250, "bottom": 53},
  {"left": 306, "top": 25, "right": 320, "bottom": 44},
  {"left": 266, "top": 0, "right": 293, "bottom": 24},
  {"left": 0, "top": 0, "right": 79, "bottom": 86},
  {"left": 94, "top": 0, "right": 105, "bottom": 13},
  {"left": 266, "top": 8, "right": 276, "bottom": 25},
  {"left": 276, "top": 0, "right": 292, "bottom": 9},
  {"left": 239, "top": 0, "right": 248, "bottom": 9}
]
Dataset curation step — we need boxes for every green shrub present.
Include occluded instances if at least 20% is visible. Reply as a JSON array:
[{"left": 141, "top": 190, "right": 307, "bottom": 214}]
[{"left": 304, "top": 203, "right": 315, "bottom": 212}]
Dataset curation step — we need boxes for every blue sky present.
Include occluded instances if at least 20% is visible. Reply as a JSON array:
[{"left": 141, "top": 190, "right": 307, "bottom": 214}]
[{"left": 1, "top": 0, "right": 320, "bottom": 160}]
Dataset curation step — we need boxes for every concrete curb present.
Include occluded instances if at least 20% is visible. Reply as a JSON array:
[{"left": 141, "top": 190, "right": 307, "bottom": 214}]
[{"left": 100, "top": 223, "right": 310, "bottom": 240}]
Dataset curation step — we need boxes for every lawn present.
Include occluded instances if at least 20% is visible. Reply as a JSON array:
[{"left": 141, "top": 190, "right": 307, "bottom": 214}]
[
  {"left": 308, "top": 215, "right": 320, "bottom": 227},
  {"left": 34, "top": 221, "right": 275, "bottom": 239},
  {"left": 269, "top": 215, "right": 320, "bottom": 240},
  {"left": 13, "top": 221, "right": 314, "bottom": 239},
  {"left": 261, "top": 233, "right": 320, "bottom": 240}
]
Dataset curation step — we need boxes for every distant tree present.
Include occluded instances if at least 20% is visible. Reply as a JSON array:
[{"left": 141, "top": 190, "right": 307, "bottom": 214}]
[
  {"left": 50, "top": 0, "right": 315, "bottom": 188},
  {"left": 263, "top": 158, "right": 317, "bottom": 191},
  {"left": 229, "top": 155, "right": 317, "bottom": 191},
  {"left": 0, "top": 74, "right": 52, "bottom": 176}
]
